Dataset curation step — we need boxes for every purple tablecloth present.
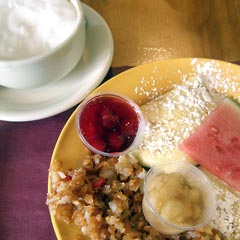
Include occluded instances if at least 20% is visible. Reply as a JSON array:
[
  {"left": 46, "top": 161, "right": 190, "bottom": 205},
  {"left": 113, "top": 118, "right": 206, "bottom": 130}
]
[
  {"left": 0, "top": 63, "right": 239, "bottom": 240},
  {"left": 0, "top": 107, "right": 76, "bottom": 240}
]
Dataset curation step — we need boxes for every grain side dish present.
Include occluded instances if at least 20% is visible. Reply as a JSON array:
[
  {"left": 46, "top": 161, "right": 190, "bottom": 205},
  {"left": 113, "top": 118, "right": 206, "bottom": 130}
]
[{"left": 47, "top": 154, "right": 224, "bottom": 240}]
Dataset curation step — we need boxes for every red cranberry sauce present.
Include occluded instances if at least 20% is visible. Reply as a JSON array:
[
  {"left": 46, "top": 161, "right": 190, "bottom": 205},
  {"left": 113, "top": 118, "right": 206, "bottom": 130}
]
[{"left": 79, "top": 95, "right": 140, "bottom": 153}]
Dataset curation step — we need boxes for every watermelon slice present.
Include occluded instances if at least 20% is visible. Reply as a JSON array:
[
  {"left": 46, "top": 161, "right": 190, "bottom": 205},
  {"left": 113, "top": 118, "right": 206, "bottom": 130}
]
[{"left": 179, "top": 99, "right": 240, "bottom": 191}]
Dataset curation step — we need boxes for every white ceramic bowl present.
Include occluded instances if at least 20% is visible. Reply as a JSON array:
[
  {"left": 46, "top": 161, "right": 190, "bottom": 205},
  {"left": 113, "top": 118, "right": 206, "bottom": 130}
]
[{"left": 0, "top": 0, "right": 86, "bottom": 89}]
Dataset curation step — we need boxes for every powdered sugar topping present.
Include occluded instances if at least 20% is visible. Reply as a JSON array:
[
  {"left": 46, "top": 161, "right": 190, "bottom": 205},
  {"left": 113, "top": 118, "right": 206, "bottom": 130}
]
[{"left": 211, "top": 182, "right": 240, "bottom": 239}]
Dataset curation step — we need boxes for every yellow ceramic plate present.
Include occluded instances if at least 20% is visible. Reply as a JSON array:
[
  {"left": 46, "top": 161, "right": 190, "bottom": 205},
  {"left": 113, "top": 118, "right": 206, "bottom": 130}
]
[{"left": 48, "top": 58, "right": 240, "bottom": 240}]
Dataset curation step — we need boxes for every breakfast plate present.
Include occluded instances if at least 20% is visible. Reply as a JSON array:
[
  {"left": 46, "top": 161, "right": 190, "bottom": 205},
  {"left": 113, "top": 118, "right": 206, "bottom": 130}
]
[
  {"left": 48, "top": 58, "right": 240, "bottom": 240},
  {"left": 0, "top": 3, "right": 113, "bottom": 122}
]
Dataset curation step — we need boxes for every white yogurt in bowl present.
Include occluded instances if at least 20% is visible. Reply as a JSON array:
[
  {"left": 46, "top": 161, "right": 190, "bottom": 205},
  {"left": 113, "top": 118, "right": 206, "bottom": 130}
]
[{"left": 0, "top": 0, "right": 86, "bottom": 89}]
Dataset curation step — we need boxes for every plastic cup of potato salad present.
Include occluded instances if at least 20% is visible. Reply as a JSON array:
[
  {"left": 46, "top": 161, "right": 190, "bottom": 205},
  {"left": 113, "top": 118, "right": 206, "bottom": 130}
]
[{"left": 142, "top": 161, "right": 216, "bottom": 235}]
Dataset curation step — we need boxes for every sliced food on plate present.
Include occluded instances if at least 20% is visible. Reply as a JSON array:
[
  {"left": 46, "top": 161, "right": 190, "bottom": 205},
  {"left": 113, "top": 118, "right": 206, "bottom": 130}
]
[{"left": 180, "top": 98, "right": 240, "bottom": 192}]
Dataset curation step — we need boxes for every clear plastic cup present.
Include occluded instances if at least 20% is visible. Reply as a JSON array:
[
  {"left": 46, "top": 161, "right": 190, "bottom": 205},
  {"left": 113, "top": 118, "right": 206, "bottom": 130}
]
[
  {"left": 142, "top": 161, "right": 216, "bottom": 235},
  {"left": 76, "top": 93, "right": 145, "bottom": 157}
]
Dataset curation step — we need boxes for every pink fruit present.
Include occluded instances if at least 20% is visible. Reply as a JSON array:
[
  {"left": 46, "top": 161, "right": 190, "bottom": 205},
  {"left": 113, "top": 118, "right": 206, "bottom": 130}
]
[
  {"left": 179, "top": 99, "right": 240, "bottom": 191},
  {"left": 90, "top": 138, "right": 106, "bottom": 152},
  {"left": 120, "top": 119, "right": 138, "bottom": 137},
  {"left": 108, "top": 132, "right": 124, "bottom": 152},
  {"left": 100, "top": 107, "right": 119, "bottom": 129}
]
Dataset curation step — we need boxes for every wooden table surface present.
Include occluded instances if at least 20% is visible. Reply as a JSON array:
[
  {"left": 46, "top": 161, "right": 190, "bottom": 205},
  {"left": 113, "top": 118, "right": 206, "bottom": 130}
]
[{"left": 82, "top": 0, "right": 240, "bottom": 67}]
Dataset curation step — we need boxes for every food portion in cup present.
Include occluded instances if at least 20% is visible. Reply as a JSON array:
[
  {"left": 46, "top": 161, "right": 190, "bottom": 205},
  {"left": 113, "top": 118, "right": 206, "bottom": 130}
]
[
  {"left": 0, "top": 0, "right": 86, "bottom": 89},
  {"left": 76, "top": 93, "right": 145, "bottom": 157},
  {"left": 142, "top": 161, "right": 216, "bottom": 235}
]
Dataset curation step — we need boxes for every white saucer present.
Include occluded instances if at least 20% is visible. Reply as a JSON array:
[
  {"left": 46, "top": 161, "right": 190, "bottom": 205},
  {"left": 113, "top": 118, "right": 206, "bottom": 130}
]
[{"left": 0, "top": 3, "right": 114, "bottom": 122}]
